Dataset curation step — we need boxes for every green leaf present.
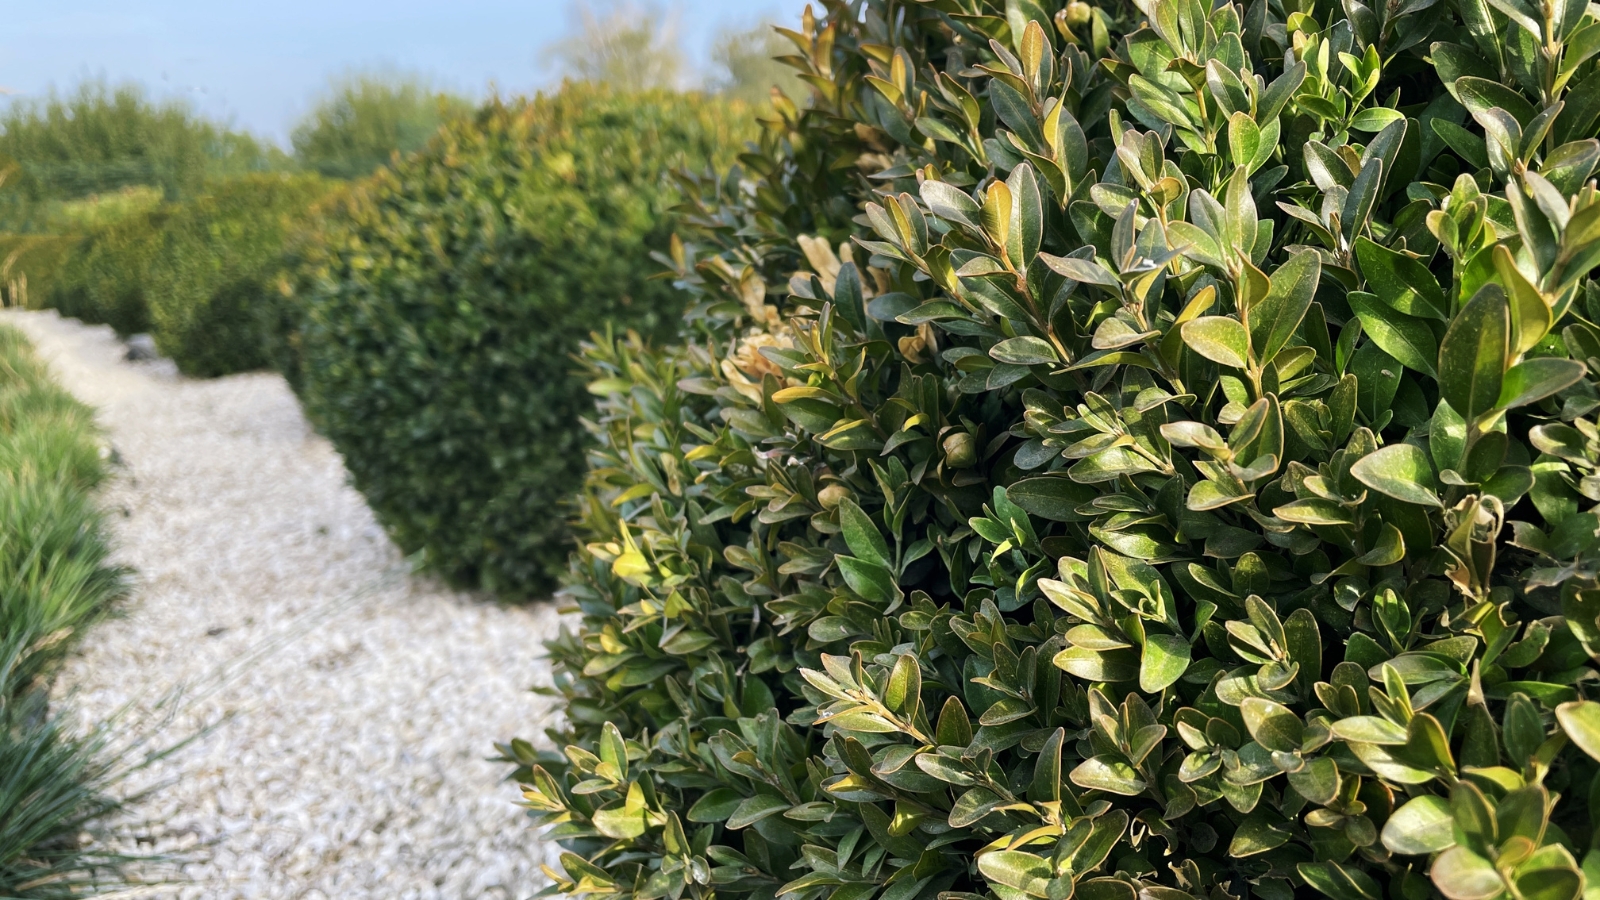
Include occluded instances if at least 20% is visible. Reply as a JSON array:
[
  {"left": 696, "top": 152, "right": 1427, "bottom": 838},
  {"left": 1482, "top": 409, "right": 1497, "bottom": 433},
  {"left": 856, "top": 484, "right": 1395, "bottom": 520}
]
[
  {"left": 1288, "top": 756, "right": 1341, "bottom": 805},
  {"left": 838, "top": 499, "right": 892, "bottom": 570},
  {"left": 949, "top": 787, "right": 1002, "bottom": 826},
  {"left": 1229, "top": 810, "right": 1293, "bottom": 856},
  {"left": 1183, "top": 316, "right": 1250, "bottom": 369},
  {"left": 1355, "top": 237, "right": 1447, "bottom": 320},
  {"left": 977, "top": 850, "right": 1052, "bottom": 897},
  {"left": 1241, "top": 697, "right": 1303, "bottom": 751},
  {"left": 921, "top": 180, "right": 981, "bottom": 229},
  {"left": 1430, "top": 846, "right": 1504, "bottom": 900},
  {"left": 687, "top": 788, "right": 746, "bottom": 823},
  {"left": 1331, "top": 715, "right": 1410, "bottom": 744},
  {"left": 1348, "top": 291, "right": 1438, "bottom": 376},
  {"left": 1497, "top": 358, "right": 1586, "bottom": 410},
  {"left": 1382, "top": 795, "right": 1456, "bottom": 855},
  {"left": 1343, "top": 159, "right": 1382, "bottom": 244},
  {"left": 1251, "top": 249, "right": 1320, "bottom": 366},
  {"left": 991, "top": 336, "right": 1060, "bottom": 365},
  {"left": 838, "top": 556, "right": 900, "bottom": 605},
  {"left": 1007, "top": 477, "right": 1091, "bottom": 521},
  {"left": 727, "top": 793, "right": 790, "bottom": 829},
  {"left": 1556, "top": 700, "right": 1600, "bottom": 760},
  {"left": 1511, "top": 844, "right": 1583, "bottom": 900},
  {"left": 1439, "top": 286, "right": 1510, "bottom": 420},
  {"left": 1069, "top": 755, "right": 1147, "bottom": 795},
  {"left": 594, "top": 783, "right": 651, "bottom": 838},
  {"left": 1140, "top": 633, "right": 1191, "bottom": 692},
  {"left": 1351, "top": 107, "right": 1406, "bottom": 132},
  {"left": 1053, "top": 646, "right": 1139, "bottom": 681},
  {"left": 600, "top": 721, "right": 628, "bottom": 781},
  {"left": 1229, "top": 111, "right": 1261, "bottom": 170},
  {"left": 1350, "top": 444, "right": 1441, "bottom": 507},
  {"left": 1299, "top": 861, "right": 1382, "bottom": 900}
]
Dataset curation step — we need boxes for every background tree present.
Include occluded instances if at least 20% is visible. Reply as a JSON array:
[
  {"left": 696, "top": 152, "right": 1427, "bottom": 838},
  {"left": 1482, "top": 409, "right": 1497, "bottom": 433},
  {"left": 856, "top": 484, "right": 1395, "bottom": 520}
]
[
  {"left": 291, "top": 72, "right": 471, "bottom": 180},
  {"left": 547, "top": 1, "right": 687, "bottom": 92},
  {"left": 708, "top": 21, "right": 806, "bottom": 107}
]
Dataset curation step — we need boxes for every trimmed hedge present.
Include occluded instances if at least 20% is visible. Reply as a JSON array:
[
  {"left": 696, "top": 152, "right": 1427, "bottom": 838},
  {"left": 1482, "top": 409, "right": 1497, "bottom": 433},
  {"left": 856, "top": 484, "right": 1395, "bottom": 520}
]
[
  {"left": 144, "top": 172, "right": 333, "bottom": 377},
  {"left": 284, "top": 83, "right": 754, "bottom": 595},
  {"left": 509, "top": 3, "right": 1600, "bottom": 900},
  {"left": 45, "top": 208, "right": 168, "bottom": 337}
]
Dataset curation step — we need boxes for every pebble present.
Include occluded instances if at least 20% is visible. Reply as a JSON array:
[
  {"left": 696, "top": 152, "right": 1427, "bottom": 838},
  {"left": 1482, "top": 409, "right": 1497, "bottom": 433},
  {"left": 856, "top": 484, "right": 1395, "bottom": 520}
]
[{"left": 5, "top": 309, "right": 559, "bottom": 899}]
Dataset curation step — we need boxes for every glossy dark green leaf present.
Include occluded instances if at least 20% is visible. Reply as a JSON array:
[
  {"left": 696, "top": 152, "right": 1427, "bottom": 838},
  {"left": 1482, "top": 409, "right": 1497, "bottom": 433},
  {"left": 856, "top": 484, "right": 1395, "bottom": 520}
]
[{"left": 1439, "top": 286, "right": 1510, "bottom": 420}]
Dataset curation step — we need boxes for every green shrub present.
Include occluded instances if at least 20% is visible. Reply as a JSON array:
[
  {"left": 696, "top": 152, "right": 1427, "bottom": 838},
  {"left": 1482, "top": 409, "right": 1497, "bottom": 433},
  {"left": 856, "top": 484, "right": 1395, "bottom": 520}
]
[
  {"left": 509, "top": 3, "right": 1600, "bottom": 900},
  {"left": 0, "top": 80, "right": 283, "bottom": 231},
  {"left": 145, "top": 172, "right": 333, "bottom": 377},
  {"left": 291, "top": 73, "right": 473, "bottom": 180},
  {"left": 45, "top": 207, "right": 168, "bottom": 336},
  {"left": 285, "top": 83, "right": 753, "bottom": 595},
  {"left": 0, "top": 233, "right": 80, "bottom": 309}
]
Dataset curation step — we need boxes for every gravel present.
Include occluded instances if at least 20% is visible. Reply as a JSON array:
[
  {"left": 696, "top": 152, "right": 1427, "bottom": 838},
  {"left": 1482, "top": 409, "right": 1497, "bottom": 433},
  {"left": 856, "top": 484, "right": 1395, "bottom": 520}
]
[{"left": 3, "top": 309, "right": 559, "bottom": 899}]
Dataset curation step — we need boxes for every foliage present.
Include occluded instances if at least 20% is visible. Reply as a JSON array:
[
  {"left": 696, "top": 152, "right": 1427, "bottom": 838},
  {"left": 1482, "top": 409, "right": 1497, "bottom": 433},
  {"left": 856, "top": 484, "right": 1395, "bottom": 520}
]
[
  {"left": 509, "top": 3, "right": 1600, "bottom": 900},
  {"left": 0, "top": 80, "right": 283, "bottom": 230},
  {"left": 44, "top": 208, "right": 168, "bottom": 337},
  {"left": 0, "top": 233, "right": 80, "bottom": 309},
  {"left": 144, "top": 172, "right": 334, "bottom": 377},
  {"left": 710, "top": 22, "right": 809, "bottom": 108},
  {"left": 550, "top": 2, "right": 689, "bottom": 92},
  {"left": 0, "top": 324, "right": 142, "bottom": 896},
  {"left": 291, "top": 73, "right": 473, "bottom": 180},
  {"left": 284, "top": 83, "right": 754, "bottom": 596}
]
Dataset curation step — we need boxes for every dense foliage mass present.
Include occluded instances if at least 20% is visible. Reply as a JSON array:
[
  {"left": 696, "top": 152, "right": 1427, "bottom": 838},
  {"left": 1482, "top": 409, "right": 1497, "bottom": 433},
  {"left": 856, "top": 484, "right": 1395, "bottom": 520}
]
[
  {"left": 144, "top": 172, "right": 334, "bottom": 376},
  {"left": 0, "top": 81, "right": 281, "bottom": 231},
  {"left": 45, "top": 207, "right": 170, "bottom": 337},
  {"left": 508, "top": 2, "right": 1600, "bottom": 900},
  {"left": 291, "top": 74, "right": 472, "bottom": 180},
  {"left": 0, "top": 325, "right": 138, "bottom": 896},
  {"left": 284, "top": 83, "right": 752, "bottom": 595}
]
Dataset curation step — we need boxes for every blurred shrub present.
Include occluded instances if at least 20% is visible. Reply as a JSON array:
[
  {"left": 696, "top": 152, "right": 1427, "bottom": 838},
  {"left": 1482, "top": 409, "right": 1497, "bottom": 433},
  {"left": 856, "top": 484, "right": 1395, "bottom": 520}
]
[
  {"left": 0, "top": 80, "right": 282, "bottom": 231},
  {"left": 145, "top": 173, "right": 333, "bottom": 377},
  {"left": 291, "top": 73, "right": 472, "bottom": 180},
  {"left": 285, "top": 83, "right": 751, "bottom": 595},
  {"left": 0, "top": 233, "right": 80, "bottom": 309},
  {"left": 44, "top": 207, "right": 168, "bottom": 336}
]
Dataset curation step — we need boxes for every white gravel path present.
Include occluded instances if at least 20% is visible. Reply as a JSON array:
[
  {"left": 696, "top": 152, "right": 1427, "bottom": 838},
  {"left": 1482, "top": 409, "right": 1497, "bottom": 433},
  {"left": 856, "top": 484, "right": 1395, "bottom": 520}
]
[{"left": 4, "top": 309, "right": 558, "bottom": 899}]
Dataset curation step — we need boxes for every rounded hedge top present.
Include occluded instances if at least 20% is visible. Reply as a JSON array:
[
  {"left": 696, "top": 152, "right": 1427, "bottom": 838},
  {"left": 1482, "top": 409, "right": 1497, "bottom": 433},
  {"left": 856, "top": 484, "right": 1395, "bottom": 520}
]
[
  {"left": 509, "top": 3, "right": 1600, "bottom": 900},
  {"left": 287, "top": 83, "right": 753, "bottom": 595}
]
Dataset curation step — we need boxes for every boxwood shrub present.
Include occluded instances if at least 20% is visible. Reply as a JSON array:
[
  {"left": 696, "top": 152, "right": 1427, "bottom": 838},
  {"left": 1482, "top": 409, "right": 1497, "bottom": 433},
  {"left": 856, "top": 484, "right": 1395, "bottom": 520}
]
[
  {"left": 508, "top": 2, "right": 1600, "bottom": 900},
  {"left": 45, "top": 208, "right": 168, "bottom": 337},
  {"left": 283, "top": 84, "right": 753, "bottom": 595},
  {"left": 144, "top": 172, "right": 333, "bottom": 377}
]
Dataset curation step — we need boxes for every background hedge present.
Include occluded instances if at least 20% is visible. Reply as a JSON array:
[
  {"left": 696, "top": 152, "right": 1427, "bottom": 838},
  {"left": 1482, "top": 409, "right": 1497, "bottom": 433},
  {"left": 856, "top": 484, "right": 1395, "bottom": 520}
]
[
  {"left": 284, "top": 82, "right": 754, "bottom": 595},
  {"left": 144, "top": 172, "right": 334, "bottom": 377},
  {"left": 506, "top": 2, "right": 1600, "bottom": 900}
]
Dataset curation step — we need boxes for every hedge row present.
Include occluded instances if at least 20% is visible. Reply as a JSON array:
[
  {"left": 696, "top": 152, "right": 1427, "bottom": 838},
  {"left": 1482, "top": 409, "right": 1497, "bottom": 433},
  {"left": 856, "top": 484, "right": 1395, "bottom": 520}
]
[
  {"left": 282, "top": 83, "right": 753, "bottom": 595},
  {"left": 509, "top": 4, "right": 1600, "bottom": 900},
  {"left": 0, "top": 324, "right": 138, "bottom": 896},
  {"left": 31, "top": 172, "right": 336, "bottom": 376}
]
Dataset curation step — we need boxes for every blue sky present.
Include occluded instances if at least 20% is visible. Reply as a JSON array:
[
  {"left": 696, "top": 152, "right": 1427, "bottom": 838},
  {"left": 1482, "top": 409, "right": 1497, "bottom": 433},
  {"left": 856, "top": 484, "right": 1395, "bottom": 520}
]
[{"left": 2, "top": 1, "right": 809, "bottom": 145}]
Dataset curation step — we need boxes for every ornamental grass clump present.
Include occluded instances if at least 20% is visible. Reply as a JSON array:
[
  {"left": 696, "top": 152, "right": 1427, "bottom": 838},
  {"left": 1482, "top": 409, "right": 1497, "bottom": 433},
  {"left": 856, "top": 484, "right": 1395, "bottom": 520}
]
[{"left": 509, "top": 2, "right": 1600, "bottom": 900}]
